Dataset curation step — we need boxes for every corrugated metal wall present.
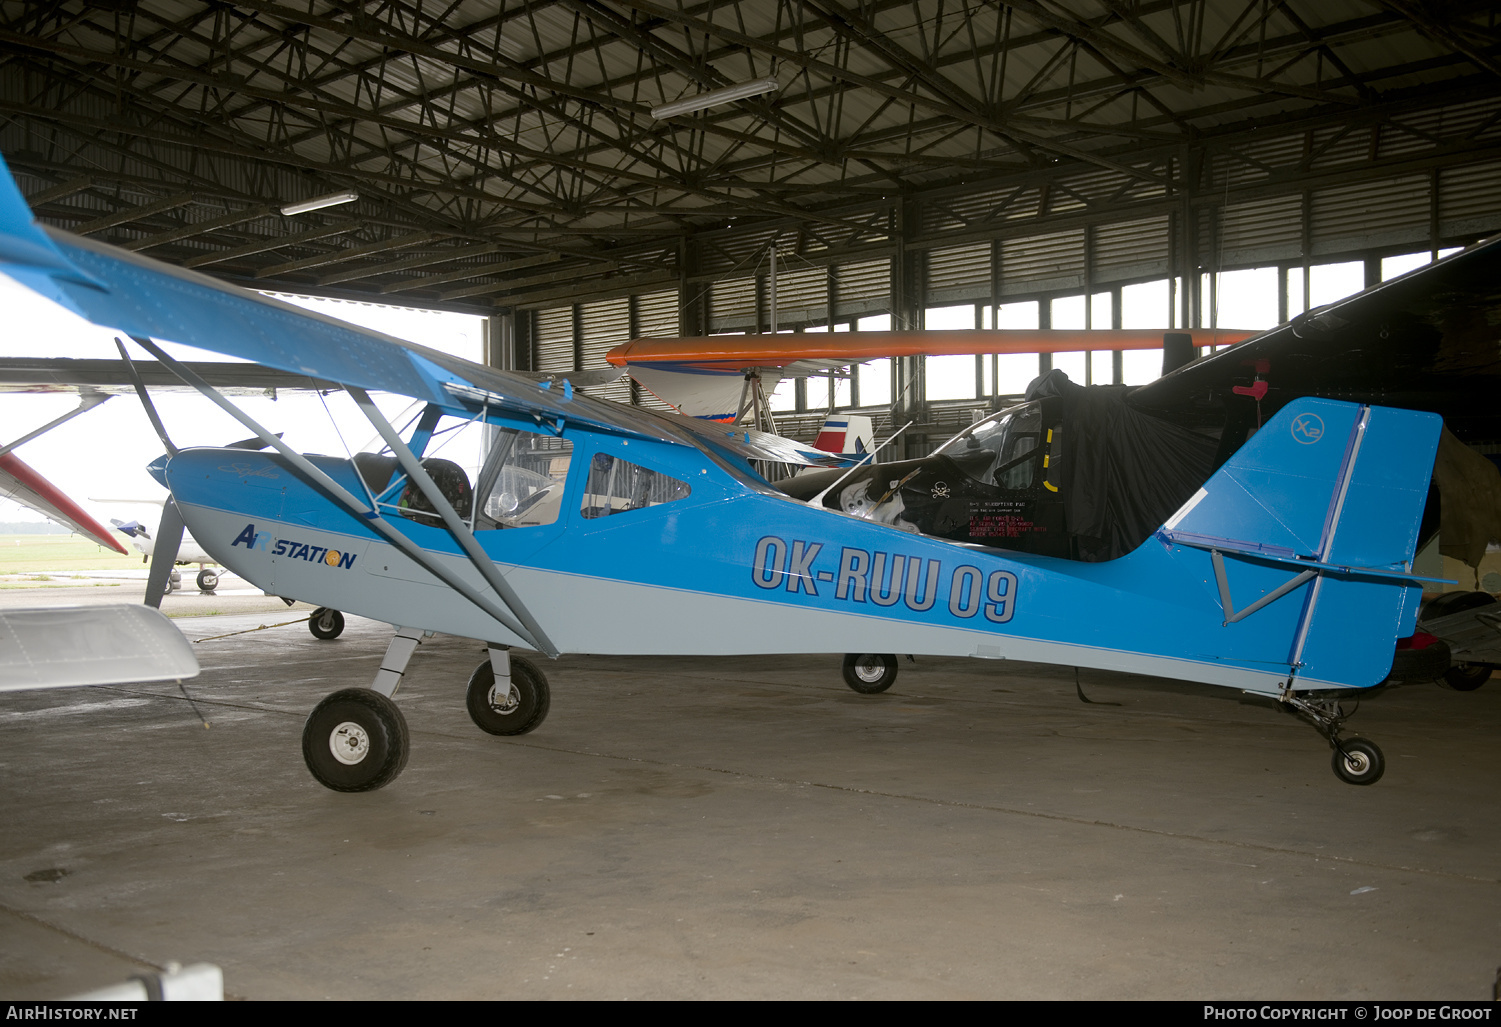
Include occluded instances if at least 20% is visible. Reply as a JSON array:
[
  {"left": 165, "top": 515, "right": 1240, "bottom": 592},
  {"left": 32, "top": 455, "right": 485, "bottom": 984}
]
[
  {"left": 1219, "top": 196, "right": 1303, "bottom": 267},
  {"left": 926, "top": 241, "right": 991, "bottom": 304},
  {"left": 580, "top": 298, "right": 632, "bottom": 404},
  {"left": 1311, "top": 176, "right": 1429, "bottom": 256},
  {"left": 1441, "top": 162, "right": 1501, "bottom": 238},
  {"left": 1000, "top": 231, "right": 1085, "bottom": 296},
  {"left": 835, "top": 258, "right": 891, "bottom": 319},
  {"left": 770, "top": 264, "right": 829, "bottom": 327},
  {"left": 709, "top": 276, "right": 757, "bottom": 332},
  {"left": 634, "top": 290, "right": 679, "bottom": 337},
  {"left": 523, "top": 134, "right": 1501, "bottom": 421},
  {"left": 533, "top": 306, "right": 574, "bottom": 373},
  {"left": 1094, "top": 216, "right": 1171, "bottom": 284}
]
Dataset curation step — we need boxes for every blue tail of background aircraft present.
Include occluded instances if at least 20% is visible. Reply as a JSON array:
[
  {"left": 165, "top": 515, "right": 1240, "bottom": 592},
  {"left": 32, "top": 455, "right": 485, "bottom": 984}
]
[{"left": 1149, "top": 398, "right": 1441, "bottom": 691}]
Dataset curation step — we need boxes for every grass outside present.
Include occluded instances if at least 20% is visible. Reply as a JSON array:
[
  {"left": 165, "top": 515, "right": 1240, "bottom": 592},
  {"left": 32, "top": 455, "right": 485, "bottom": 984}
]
[{"left": 0, "top": 534, "right": 144, "bottom": 575}]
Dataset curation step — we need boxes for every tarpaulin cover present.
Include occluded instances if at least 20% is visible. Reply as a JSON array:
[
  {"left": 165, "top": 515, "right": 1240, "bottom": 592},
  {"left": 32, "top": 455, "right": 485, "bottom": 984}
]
[{"left": 1026, "top": 369, "right": 1219, "bottom": 560}]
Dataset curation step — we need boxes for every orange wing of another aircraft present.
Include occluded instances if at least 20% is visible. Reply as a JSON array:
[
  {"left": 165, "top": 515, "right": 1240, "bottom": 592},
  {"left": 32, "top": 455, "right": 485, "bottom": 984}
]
[
  {"left": 606, "top": 329, "right": 1257, "bottom": 418},
  {"left": 0, "top": 450, "right": 129, "bottom": 554}
]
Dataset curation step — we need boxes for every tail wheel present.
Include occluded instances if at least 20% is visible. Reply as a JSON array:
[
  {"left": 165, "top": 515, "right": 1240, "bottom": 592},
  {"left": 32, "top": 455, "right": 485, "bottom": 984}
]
[
  {"left": 466, "top": 656, "right": 550, "bottom": 735},
  {"left": 842, "top": 653, "right": 898, "bottom": 694},
  {"left": 308, "top": 608, "right": 346, "bottom": 640},
  {"left": 302, "top": 688, "right": 409, "bottom": 792},
  {"left": 1331, "top": 737, "right": 1385, "bottom": 786}
]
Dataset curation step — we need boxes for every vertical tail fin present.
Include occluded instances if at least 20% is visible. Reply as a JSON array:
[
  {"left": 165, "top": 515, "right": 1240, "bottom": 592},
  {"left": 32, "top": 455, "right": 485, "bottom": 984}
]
[
  {"left": 813, "top": 414, "right": 874, "bottom": 456},
  {"left": 1156, "top": 398, "right": 1442, "bottom": 689}
]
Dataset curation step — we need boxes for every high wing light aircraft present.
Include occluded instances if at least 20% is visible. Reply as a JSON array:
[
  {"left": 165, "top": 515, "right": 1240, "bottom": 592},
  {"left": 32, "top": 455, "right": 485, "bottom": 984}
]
[{"left": 0, "top": 154, "right": 1451, "bottom": 791}]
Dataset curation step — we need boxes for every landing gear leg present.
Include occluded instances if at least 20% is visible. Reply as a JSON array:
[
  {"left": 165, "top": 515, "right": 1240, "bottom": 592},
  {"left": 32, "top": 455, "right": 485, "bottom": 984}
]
[
  {"left": 301, "top": 626, "right": 426, "bottom": 791},
  {"left": 368, "top": 626, "right": 426, "bottom": 698},
  {"left": 1281, "top": 692, "right": 1385, "bottom": 786}
]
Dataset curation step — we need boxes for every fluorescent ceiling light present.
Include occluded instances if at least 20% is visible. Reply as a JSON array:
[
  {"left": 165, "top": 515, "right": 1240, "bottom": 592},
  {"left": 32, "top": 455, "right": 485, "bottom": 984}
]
[
  {"left": 280, "top": 191, "right": 359, "bottom": 216},
  {"left": 651, "top": 78, "right": 779, "bottom": 120}
]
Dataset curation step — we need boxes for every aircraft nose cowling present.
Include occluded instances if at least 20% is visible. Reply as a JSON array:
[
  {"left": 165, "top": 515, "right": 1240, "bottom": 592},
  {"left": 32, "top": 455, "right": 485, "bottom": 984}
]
[{"left": 146, "top": 452, "right": 169, "bottom": 488}]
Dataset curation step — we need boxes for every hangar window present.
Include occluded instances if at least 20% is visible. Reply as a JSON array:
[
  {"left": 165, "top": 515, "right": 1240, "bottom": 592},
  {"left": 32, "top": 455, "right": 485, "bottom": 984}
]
[
  {"left": 580, "top": 454, "right": 690, "bottom": 519},
  {"left": 857, "top": 314, "right": 892, "bottom": 406},
  {"left": 476, "top": 429, "right": 574, "bottom": 528}
]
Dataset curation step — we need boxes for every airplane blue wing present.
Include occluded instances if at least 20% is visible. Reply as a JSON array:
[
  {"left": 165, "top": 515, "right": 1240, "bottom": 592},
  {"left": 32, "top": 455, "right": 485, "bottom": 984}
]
[
  {"left": 0, "top": 157, "right": 630, "bottom": 433},
  {"left": 0, "top": 155, "right": 855, "bottom": 468}
]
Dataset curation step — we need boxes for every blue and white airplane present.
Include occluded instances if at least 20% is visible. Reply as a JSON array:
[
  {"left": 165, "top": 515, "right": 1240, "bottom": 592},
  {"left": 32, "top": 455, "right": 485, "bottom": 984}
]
[{"left": 0, "top": 155, "right": 1446, "bottom": 790}]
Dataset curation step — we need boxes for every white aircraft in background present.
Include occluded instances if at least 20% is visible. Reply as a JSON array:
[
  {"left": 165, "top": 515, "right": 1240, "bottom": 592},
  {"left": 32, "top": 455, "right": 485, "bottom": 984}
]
[{"left": 100, "top": 499, "right": 224, "bottom": 593}]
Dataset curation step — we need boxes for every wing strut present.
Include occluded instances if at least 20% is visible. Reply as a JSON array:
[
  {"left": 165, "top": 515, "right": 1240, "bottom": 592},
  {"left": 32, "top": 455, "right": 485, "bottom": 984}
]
[
  {"left": 128, "top": 338, "right": 557, "bottom": 657},
  {"left": 0, "top": 390, "right": 111, "bottom": 458},
  {"left": 117, "top": 339, "right": 178, "bottom": 456},
  {"left": 346, "top": 387, "right": 557, "bottom": 658}
]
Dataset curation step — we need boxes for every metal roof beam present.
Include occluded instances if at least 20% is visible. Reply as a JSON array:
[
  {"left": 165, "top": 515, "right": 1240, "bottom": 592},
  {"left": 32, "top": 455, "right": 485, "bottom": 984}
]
[{"left": 71, "top": 192, "right": 198, "bottom": 236}]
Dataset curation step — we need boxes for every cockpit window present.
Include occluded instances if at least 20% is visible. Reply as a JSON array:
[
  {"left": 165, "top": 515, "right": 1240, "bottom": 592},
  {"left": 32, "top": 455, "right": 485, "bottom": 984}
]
[
  {"left": 477, "top": 429, "right": 573, "bottom": 528},
  {"left": 937, "top": 402, "right": 1044, "bottom": 488},
  {"left": 580, "top": 453, "right": 690, "bottom": 519}
]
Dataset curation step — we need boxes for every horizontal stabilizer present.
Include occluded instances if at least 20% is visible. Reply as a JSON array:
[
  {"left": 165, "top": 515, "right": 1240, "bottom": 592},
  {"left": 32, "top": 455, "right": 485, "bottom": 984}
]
[{"left": 0, "top": 604, "right": 198, "bottom": 691}]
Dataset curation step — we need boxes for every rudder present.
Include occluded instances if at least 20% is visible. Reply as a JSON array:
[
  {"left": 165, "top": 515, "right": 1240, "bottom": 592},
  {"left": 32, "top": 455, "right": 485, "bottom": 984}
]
[{"left": 1157, "top": 398, "right": 1441, "bottom": 690}]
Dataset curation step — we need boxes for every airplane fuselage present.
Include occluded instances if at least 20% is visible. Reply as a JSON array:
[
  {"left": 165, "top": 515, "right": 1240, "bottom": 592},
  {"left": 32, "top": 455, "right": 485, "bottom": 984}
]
[{"left": 163, "top": 398, "right": 1436, "bottom": 697}]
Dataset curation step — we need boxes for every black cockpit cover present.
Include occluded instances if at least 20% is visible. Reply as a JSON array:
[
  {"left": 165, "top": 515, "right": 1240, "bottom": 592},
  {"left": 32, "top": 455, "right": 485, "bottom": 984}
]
[{"left": 1026, "top": 369, "right": 1219, "bottom": 560}]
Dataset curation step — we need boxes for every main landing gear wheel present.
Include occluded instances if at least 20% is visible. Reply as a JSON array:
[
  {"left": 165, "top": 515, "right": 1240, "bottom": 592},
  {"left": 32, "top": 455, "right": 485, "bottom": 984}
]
[
  {"left": 842, "top": 653, "right": 898, "bottom": 694},
  {"left": 302, "top": 688, "right": 409, "bottom": 792},
  {"left": 466, "top": 656, "right": 550, "bottom": 735},
  {"left": 308, "top": 608, "right": 346, "bottom": 640},
  {"left": 1331, "top": 737, "right": 1385, "bottom": 786},
  {"left": 196, "top": 568, "right": 219, "bottom": 593}
]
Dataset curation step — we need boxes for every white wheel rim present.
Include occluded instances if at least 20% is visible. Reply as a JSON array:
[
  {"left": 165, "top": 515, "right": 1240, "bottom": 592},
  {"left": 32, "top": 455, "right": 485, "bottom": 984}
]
[
  {"left": 854, "top": 656, "right": 886, "bottom": 683},
  {"left": 329, "top": 721, "right": 370, "bottom": 765},
  {"left": 318, "top": 612, "right": 336, "bottom": 631},
  {"left": 488, "top": 683, "right": 521, "bottom": 715},
  {"left": 1343, "top": 750, "right": 1369, "bottom": 775}
]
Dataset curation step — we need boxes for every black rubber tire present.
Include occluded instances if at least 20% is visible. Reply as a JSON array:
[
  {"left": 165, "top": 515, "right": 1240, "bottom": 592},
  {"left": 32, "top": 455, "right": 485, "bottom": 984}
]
[
  {"left": 302, "top": 688, "right": 410, "bottom": 792},
  {"left": 1331, "top": 736, "right": 1385, "bottom": 786},
  {"left": 1383, "top": 639, "right": 1451, "bottom": 683},
  {"left": 842, "top": 653, "right": 898, "bottom": 694},
  {"left": 196, "top": 568, "right": 219, "bottom": 592},
  {"left": 1421, "top": 590, "right": 1498, "bottom": 622},
  {"left": 466, "top": 655, "right": 550, "bottom": 735},
  {"left": 308, "top": 608, "right": 346, "bottom": 640},
  {"left": 1442, "top": 662, "right": 1492, "bottom": 691}
]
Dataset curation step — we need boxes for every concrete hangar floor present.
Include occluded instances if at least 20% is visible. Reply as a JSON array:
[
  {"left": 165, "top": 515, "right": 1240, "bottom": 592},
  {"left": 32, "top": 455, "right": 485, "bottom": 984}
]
[{"left": 1, "top": 588, "right": 1498, "bottom": 1001}]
